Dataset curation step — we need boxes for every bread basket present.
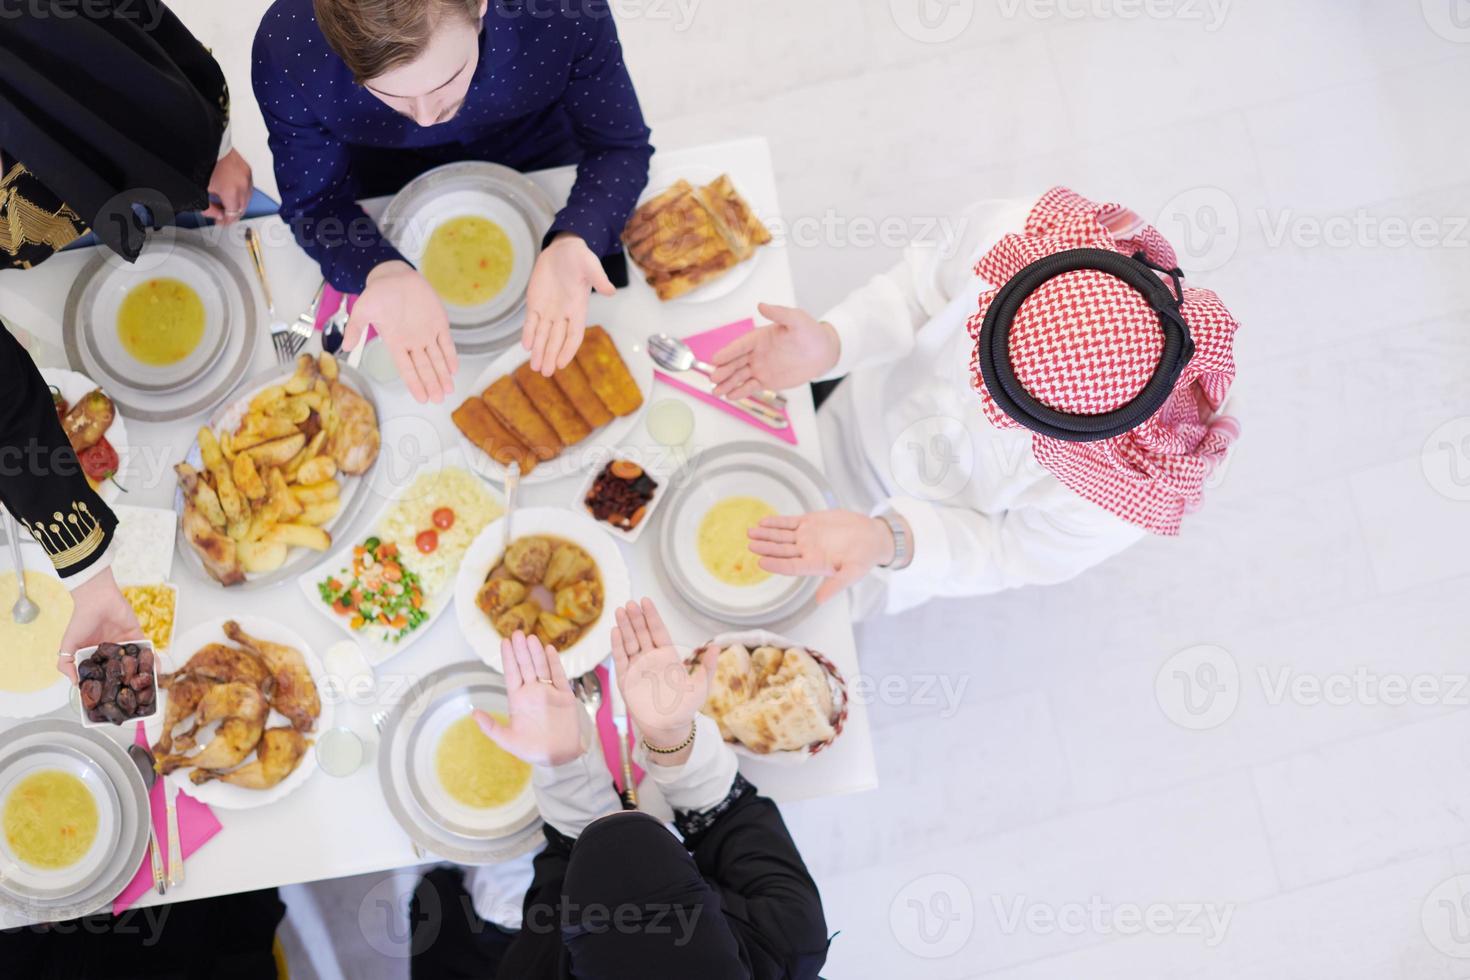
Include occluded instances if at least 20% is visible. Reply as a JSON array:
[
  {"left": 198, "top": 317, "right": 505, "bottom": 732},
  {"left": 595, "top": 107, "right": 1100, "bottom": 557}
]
[{"left": 697, "top": 629, "right": 849, "bottom": 765}]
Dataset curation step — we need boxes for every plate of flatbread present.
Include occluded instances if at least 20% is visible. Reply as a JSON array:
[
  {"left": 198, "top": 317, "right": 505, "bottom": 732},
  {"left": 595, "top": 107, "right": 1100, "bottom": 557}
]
[
  {"left": 696, "top": 630, "right": 848, "bottom": 764},
  {"left": 622, "top": 168, "right": 772, "bottom": 304}
]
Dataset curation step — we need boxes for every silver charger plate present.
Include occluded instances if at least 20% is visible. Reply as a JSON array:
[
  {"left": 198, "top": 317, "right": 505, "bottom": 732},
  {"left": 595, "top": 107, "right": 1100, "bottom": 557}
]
[
  {"left": 379, "top": 161, "right": 557, "bottom": 356},
  {"left": 377, "top": 662, "right": 544, "bottom": 864},
  {"left": 652, "top": 441, "right": 838, "bottom": 632},
  {"left": 63, "top": 236, "right": 260, "bottom": 422},
  {"left": 171, "top": 363, "right": 382, "bottom": 591},
  {"left": 0, "top": 720, "right": 149, "bottom": 922}
]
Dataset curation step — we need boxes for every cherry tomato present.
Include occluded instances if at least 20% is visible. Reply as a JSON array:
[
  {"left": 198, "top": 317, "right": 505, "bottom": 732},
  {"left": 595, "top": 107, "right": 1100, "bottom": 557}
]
[
  {"left": 78, "top": 438, "right": 119, "bottom": 482},
  {"left": 432, "top": 507, "right": 455, "bottom": 530},
  {"left": 416, "top": 530, "right": 439, "bottom": 554}
]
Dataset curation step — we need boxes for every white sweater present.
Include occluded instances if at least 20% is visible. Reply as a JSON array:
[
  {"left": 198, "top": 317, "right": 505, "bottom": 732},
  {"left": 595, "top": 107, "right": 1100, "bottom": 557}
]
[{"left": 816, "top": 197, "right": 1147, "bottom": 619}]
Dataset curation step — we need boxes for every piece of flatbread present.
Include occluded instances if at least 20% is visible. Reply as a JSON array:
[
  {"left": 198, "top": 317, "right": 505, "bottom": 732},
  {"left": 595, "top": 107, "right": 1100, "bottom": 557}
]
[
  {"left": 750, "top": 646, "right": 784, "bottom": 689},
  {"left": 703, "top": 644, "right": 754, "bottom": 740},
  {"left": 722, "top": 681, "right": 835, "bottom": 754},
  {"left": 769, "top": 648, "right": 834, "bottom": 721}
]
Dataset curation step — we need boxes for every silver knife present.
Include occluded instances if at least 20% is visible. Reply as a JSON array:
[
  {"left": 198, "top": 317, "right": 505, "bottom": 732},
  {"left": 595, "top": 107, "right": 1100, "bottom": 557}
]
[
  {"left": 606, "top": 656, "right": 637, "bottom": 808},
  {"left": 662, "top": 368, "right": 789, "bottom": 430}
]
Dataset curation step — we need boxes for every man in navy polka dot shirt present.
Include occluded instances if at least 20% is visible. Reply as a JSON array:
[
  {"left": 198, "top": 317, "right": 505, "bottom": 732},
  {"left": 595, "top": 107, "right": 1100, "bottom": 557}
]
[{"left": 253, "top": 0, "right": 653, "bottom": 403}]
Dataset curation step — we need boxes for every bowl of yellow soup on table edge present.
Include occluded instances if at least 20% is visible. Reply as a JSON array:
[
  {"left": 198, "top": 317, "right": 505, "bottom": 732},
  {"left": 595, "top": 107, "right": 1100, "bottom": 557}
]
[{"left": 0, "top": 749, "right": 119, "bottom": 892}]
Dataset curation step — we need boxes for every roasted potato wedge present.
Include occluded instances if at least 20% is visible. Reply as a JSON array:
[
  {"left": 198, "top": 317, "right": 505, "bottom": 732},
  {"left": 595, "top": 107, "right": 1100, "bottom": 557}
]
[
  {"left": 242, "top": 433, "right": 307, "bottom": 469},
  {"left": 298, "top": 499, "right": 341, "bottom": 527},
  {"left": 249, "top": 385, "right": 288, "bottom": 413},
  {"left": 295, "top": 456, "right": 337, "bottom": 486},
  {"left": 284, "top": 432, "right": 327, "bottom": 482},
  {"left": 318, "top": 352, "right": 339, "bottom": 382},
  {"left": 267, "top": 469, "right": 304, "bottom": 521},
  {"left": 232, "top": 453, "right": 267, "bottom": 502},
  {"left": 292, "top": 480, "right": 340, "bottom": 504},
  {"left": 263, "top": 523, "right": 331, "bottom": 552},
  {"left": 237, "top": 539, "right": 289, "bottom": 573}
]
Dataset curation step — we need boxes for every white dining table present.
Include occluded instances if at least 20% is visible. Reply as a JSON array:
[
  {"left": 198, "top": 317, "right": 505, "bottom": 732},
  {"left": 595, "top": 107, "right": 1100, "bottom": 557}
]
[{"left": 0, "top": 136, "right": 876, "bottom": 926}]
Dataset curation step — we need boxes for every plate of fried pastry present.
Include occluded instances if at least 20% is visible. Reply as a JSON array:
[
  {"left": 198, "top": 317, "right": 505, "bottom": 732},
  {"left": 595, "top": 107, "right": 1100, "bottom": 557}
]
[
  {"left": 623, "top": 169, "right": 773, "bottom": 303},
  {"left": 451, "top": 323, "right": 651, "bottom": 485},
  {"left": 698, "top": 630, "right": 848, "bottom": 763},
  {"left": 145, "top": 616, "right": 329, "bottom": 810}
]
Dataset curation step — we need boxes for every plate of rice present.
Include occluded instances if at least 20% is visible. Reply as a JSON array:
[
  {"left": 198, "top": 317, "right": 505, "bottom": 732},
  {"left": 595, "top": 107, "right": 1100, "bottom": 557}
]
[{"left": 298, "top": 449, "right": 504, "bottom": 665}]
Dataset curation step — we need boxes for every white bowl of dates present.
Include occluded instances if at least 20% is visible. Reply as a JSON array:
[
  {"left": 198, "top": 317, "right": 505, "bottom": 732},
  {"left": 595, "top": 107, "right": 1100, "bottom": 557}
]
[
  {"left": 75, "top": 641, "right": 159, "bottom": 728},
  {"left": 581, "top": 459, "right": 661, "bottom": 543}
]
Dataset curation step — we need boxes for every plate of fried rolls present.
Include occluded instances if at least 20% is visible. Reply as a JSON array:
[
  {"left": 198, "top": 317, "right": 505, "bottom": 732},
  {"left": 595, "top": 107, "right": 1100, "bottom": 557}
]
[{"left": 451, "top": 324, "right": 652, "bottom": 485}]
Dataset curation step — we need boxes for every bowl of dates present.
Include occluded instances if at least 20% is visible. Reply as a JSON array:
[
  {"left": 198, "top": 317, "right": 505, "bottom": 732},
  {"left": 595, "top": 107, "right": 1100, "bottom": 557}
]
[
  {"left": 75, "top": 641, "right": 158, "bottom": 727},
  {"left": 582, "top": 459, "right": 661, "bottom": 542}
]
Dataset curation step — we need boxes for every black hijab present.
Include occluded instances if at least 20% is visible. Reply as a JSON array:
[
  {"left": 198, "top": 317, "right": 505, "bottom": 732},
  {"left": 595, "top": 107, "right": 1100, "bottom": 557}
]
[
  {"left": 0, "top": 0, "right": 227, "bottom": 262},
  {"left": 561, "top": 812, "right": 752, "bottom": 979}
]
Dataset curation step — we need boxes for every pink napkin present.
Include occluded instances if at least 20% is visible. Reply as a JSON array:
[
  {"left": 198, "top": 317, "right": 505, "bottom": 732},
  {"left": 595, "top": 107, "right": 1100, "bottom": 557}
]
[
  {"left": 653, "top": 318, "right": 797, "bottom": 446},
  {"left": 593, "top": 664, "right": 643, "bottom": 796},
  {"left": 112, "top": 723, "right": 223, "bottom": 915},
  {"left": 314, "top": 285, "right": 378, "bottom": 344}
]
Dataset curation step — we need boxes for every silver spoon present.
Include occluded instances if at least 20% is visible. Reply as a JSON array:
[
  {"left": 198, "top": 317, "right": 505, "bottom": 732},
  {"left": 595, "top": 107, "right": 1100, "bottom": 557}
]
[
  {"left": 127, "top": 744, "right": 167, "bottom": 896},
  {"left": 572, "top": 671, "right": 603, "bottom": 726},
  {"left": 647, "top": 334, "right": 788, "bottom": 410},
  {"left": 4, "top": 510, "right": 38, "bottom": 625}
]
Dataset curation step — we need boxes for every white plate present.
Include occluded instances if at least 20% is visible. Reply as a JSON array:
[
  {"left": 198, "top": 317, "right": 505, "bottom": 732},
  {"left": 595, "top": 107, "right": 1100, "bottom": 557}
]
[
  {"left": 571, "top": 450, "right": 679, "bottom": 546},
  {"left": 394, "top": 192, "right": 537, "bottom": 327},
  {"left": 454, "top": 507, "right": 630, "bottom": 681},
  {"left": 0, "top": 747, "right": 121, "bottom": 894},
  {"left": 40, "top": 368, "right": 129, "bottom": 506},
  {"left": 0, "top": 540, "right": 72, "bottom": 721},
  {"left": 83, "top": 251, "right": 229, "bottom": 392},
  {"left": 62, "top": 235, "right": 258, "bottom": 422},
  {"left": 626, "top": 165, "right": 766, "bottom": 305},
  {"left": 297, "top": 448, "right": 504, "bottom": 666},
  {"left": 453, "top": 320, "right": 654, "bottom": 486},
  {"left": 173, "top": 363, "right": 381, "bottom": 590},
  {"left": 405, "top": 690, "right": 537, "bottom": 840},
  {"left": 144, "top": 616, "right": 332, "bottom": 810}
]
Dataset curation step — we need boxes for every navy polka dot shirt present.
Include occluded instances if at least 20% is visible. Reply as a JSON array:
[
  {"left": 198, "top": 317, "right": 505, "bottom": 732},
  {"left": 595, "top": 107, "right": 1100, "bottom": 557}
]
[{"left": 252, "top": 0, "right": 653, "bottom": 292}]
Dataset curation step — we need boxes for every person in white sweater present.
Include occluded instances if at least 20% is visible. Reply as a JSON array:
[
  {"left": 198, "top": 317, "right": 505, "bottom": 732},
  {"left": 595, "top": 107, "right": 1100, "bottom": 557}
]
[{"left": 710, "top": 187, "right": 1242, "bottom": 619}]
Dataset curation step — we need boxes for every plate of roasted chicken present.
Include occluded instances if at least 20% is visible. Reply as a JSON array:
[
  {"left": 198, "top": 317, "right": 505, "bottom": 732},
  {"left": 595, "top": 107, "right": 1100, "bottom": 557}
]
[
  {"left": 622, "top": 168, "right": 773, "bottom": 303},
  {"left": 172, "top": 353, "right": 382, "bottom": 589},
  {"left": 144, "top": 616, "right": 329, "bottom": 810}
]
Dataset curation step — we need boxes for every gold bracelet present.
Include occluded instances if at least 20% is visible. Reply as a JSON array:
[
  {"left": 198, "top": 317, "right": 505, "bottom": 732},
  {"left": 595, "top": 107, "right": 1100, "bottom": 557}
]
[{"left": 642, "top": 722, "right": 696, "bottom": 755}]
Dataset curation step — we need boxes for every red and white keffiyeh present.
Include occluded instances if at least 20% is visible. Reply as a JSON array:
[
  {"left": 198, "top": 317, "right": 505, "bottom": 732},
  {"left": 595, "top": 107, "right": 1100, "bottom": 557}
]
[{"left": 967, "top": 187, "right": 1241, "bottom": 536}]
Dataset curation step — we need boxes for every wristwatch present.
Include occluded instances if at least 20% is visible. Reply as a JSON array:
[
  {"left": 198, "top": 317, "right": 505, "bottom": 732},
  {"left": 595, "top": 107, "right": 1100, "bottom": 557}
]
[{"left": 876, "top": 511, "right": 912, "bottom": 570}]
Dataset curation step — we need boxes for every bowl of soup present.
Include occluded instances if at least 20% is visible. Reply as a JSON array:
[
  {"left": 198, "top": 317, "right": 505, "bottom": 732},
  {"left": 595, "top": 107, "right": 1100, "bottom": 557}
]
[
  {"left": 406, "top": 692, "right": 535, "bottom": 840},
  {"left": 0, "top": 749, "right": 119, "bottom": 894}
]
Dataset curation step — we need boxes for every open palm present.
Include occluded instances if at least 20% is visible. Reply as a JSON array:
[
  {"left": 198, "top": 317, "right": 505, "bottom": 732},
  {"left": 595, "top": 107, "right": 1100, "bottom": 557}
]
[
  {"left": 611, "top": 599, "right": 713, "bottom": 744},
  {"left": 475, "top": 631, "right": 583, "bottom": 766}
]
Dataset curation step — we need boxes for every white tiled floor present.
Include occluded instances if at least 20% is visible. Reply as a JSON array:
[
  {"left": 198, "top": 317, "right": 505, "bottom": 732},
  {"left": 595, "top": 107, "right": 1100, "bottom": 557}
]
[{"left": 174, "top": 1, "right": 1470, "bottom": 976}]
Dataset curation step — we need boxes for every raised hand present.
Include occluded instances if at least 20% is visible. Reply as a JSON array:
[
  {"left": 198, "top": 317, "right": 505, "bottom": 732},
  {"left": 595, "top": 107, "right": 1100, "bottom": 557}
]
[
  {"left": 610, "top": 598, "right": 713, "bottom": 752},
  {"left": 747, "top": 510, "right": 896, "bottom": 604},
  {"left": 709, "top": 302, "right": 841, "bottom": 400},
  {"left": 474, "top": 631, "right": 584, "bottom": 767},
  {"left": 56, "top": 568, "right": 144, "bottom": 684},
  {"left": 523, "top": 233, "right": 615, "bottom": 376},
  {"left": 202, "top": 149, "right": 254, "bottom": 225},
  {"left": 350, "top": 260, "right": 459, "bottom": 404}
]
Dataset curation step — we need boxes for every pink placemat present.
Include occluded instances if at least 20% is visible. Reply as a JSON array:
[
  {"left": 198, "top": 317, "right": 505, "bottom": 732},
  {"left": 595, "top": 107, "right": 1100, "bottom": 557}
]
[
  {"left": 315, "top": 285, "right": 378, "bottom": 344},
  {"left": 593, "top": 664, "right": 642, "bottom": 795},
  {"left": 653, "top": 318, "right": 797, "bottom": 446},
  {"left": 112, "top": 723, "right": 223, "bottom": 915}
]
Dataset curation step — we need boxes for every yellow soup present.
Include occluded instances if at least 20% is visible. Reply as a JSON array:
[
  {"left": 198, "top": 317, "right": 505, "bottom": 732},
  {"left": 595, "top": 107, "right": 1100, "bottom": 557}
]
[
  {"left": 435, "top": 714, "right": 531, "bottom": 810},
  {"left": 117, "top": 277, "right": 206, "bottom": 366},
  {"left": 0, "top": 572, "right": 73, "bottom": 694},
  {"left": 421, "top": 216, "right": 515, "bottom": 307},
  {"left": 3, "top": 770, "right": 99, "bottom": 870},
  {"left": 697, "top": 496, "right": 776, "bottom": 587}
]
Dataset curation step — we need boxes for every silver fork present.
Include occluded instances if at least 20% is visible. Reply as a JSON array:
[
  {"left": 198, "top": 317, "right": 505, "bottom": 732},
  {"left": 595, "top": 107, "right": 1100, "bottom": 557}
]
[
  {"left": 287, "top": 282, "right": 325, "bottom": 358},
  {"left": 245, "top": 228, "right": 292, "bottom": 365}
]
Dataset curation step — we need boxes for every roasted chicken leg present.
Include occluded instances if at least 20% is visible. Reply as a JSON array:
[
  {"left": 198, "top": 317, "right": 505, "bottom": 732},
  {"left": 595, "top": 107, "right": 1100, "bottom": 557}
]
[{"left": 222, "top": 620, "right": 321, "bottom": 732}]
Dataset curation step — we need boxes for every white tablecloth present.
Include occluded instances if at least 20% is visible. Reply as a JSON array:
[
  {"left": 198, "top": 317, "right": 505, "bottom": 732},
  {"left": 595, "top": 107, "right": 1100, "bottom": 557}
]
[{"left": 0, "top": 137, "right": 876, "bottom": 923}]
